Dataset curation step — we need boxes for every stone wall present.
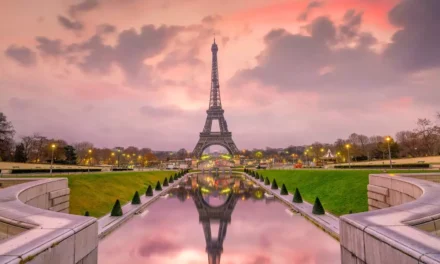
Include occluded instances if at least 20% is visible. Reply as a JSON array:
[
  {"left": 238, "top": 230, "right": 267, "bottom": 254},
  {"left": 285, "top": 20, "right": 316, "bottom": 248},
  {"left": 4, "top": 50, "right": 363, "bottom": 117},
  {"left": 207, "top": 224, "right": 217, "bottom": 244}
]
[
  {"left": 367, "top": 174, "right": 422, "bottom": 211},
  {"left": 0, "top": 178, "right": 97, "bottom": 264},
  {"left": 340, "top": 173, "right": 440, "bottom": 264}
]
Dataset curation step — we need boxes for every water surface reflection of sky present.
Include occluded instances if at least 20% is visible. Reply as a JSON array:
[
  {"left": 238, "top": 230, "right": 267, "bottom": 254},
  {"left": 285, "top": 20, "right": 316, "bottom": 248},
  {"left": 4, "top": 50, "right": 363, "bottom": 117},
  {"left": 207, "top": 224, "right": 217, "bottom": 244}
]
[{"left": 99, "top": 186, "right": 340, "bottom": 264}]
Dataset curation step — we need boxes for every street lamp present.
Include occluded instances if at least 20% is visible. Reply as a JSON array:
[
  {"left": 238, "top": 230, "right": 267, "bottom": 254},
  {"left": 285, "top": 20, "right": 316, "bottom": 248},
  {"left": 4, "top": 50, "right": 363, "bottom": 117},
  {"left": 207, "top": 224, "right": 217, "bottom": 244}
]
[
  {"left": 138, "top": 155, "right": 142, "bottom": 171},
  {"left": 386, "top": 137, "right": 392, "bottom": 168},
  {"left": 88, "top": 149, "right": 92, "bottom": 173},
  {"left": 304, "top": 151, "right": 308, "bottom": 166},
  {"left": 346, "top": 144, "right": 351, "bottom": 168},
  {"left": 50, "top": 144, "right": 56, "bottom": 175},
  {"left": 117, "top": 149, "right": 121, "bottom": 168}
]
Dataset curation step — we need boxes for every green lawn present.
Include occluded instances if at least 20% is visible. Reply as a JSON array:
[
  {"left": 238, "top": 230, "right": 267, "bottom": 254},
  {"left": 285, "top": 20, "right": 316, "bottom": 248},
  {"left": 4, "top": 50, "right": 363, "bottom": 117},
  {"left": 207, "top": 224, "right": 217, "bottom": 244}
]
[
  {"left": 6, "top": 171, "right": 172, "bottom": 217},
  {"left": 257, "top": 169, "right": 427, "bottom": 216}
]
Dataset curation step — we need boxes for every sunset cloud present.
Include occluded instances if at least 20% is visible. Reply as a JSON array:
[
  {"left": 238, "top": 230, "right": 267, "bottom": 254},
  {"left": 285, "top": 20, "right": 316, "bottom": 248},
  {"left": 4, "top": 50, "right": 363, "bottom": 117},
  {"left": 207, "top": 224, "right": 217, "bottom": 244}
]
[{"left": 0, "top": 0, "right": 439, "bottom": 150}]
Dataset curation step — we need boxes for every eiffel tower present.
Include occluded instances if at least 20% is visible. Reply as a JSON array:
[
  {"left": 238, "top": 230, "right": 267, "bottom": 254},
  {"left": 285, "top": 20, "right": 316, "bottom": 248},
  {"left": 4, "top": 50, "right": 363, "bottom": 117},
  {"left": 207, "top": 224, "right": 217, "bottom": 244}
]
[{"left": 192, "top": 39, "right": 239, "bottom": 158}]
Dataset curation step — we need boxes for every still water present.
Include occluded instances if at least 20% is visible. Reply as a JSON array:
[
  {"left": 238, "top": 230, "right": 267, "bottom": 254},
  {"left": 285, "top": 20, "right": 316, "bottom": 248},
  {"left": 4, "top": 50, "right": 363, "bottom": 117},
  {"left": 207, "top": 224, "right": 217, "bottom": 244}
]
[{"left": 99, "top": 174, "right": 340, "bottom": 264}]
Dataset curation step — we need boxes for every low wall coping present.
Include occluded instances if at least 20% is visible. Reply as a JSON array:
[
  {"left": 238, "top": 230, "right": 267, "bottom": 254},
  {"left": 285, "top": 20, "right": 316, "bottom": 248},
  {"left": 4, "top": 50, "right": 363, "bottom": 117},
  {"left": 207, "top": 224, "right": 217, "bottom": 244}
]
[
  {"left": 341, "top": 173, "right": 440, "bottom": 263},
  {"left": 0, "top": 178, "right": 97, "bottom": 263}
]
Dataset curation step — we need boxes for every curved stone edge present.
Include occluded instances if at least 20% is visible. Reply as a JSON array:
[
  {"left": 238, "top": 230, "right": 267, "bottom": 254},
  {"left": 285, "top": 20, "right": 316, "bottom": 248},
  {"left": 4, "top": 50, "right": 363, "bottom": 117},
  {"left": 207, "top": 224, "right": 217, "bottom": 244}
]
[
  {"left": 341, "top": 173, "right": 440, "bottom": 264},
  {"left": 97, "top": 173, "right": 194, "bottom": 239},
  {"left": 0, "top": 178, "right": 97, "bottom": 264},
  {"left": 243, "top": 172, "right": 340, "bottom": 240}
]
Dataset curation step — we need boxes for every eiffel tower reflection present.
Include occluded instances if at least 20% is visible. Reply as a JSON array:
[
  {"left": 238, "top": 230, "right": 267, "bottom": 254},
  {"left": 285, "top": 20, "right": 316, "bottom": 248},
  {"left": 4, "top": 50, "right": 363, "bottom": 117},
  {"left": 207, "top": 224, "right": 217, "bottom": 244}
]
[{"left": 170, "top": 173, "right": 264, "bottom": 264}]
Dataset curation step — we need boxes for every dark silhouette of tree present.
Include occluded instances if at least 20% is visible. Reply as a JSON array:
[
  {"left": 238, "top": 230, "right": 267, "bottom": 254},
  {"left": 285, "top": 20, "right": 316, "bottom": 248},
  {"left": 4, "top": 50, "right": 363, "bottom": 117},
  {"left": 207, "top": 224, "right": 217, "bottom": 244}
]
[
  {"left": 64, "top": 145, "right": 77, "bottom": 165},
  {"left": 0, "top": 113, "right": 15, "bottom": 161},
  {"left": 14, "top": 143, "right": 27, "bottom": 162}
]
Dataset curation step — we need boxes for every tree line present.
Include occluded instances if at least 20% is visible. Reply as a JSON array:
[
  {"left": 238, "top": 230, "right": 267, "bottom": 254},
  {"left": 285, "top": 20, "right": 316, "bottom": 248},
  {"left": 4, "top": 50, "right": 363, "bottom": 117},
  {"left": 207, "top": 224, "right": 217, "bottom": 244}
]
[{"left": 0, "top": 112, "right": 439, "bottom": 165}]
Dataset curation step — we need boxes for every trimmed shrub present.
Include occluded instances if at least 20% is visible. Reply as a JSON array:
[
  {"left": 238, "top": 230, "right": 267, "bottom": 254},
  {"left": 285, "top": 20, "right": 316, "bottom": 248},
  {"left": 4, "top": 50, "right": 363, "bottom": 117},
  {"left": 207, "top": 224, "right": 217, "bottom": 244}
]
[
  {"left": 84, "top": 211, "right": 89, "bottom": 216},
  {"left": 174, "top": 174, "right": 178, "bottom": 180},
  {"left": 145, "top": 185, "right": 153, "bottom": 196},
  {"left": 264, "top": 177, "right": 270, "bottom": 185},
  {"left": 155, "top": 181, "right": 162, "bottom": 191},
  {"left": 293, "top": 188, "right": 303, "bottom": 203},
  {"left": 260, "top": 175, "right": 265, "bottom": 182},
  {"left": 280, "top": 184, "right": 288, "bottom": 195},
  {"left": 163, "top": 178, "right": 169, "bottom": 187},
  {"left": 132, "top": 191, "right": 141, "bottom": 204},
  {"left": 312, "top": 197, "right": 325, "bottom": 215},
  {"left": 111, "top": 199, "right": 123, "bottom": 216},
  {"left": 169, "top": 176, "right": 174, "bottom": 183},
  {"left": 255, "top": 174, "right": 260, "bottom": 180},
  {"left": 271, "top": 179, "right": 278, "bottom": 190}
]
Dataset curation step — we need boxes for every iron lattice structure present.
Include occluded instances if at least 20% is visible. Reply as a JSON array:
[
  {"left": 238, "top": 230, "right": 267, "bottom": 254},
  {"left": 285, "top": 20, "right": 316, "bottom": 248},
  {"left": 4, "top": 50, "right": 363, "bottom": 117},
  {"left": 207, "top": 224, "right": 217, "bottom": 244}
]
[
  {"left": 192, "top": 187, "right": 238, "bottom": 264},
  {"left": 192, "top": 40, "right": 239, "bottom": 158}
]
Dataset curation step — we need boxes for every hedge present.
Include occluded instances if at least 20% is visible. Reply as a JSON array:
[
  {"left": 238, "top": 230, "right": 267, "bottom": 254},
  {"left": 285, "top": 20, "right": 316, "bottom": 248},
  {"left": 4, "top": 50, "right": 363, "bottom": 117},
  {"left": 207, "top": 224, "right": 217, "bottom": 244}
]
[
  {"left": 334, "top": 163, "right": 430, "bottom": 169},
  {"left": 9, "top": 168, "right": 102, "bottom": 174}
]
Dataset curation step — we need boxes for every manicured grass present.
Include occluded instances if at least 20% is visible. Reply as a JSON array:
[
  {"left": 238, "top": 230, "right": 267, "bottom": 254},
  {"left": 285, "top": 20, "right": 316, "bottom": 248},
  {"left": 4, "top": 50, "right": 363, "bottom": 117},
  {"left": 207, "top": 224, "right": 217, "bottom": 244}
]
[
  {"left": 258, "top": 169, "right": 428, "bottom": 216},
  {"left": 6, "top": 171, "right": 172, "bottom": 217}
]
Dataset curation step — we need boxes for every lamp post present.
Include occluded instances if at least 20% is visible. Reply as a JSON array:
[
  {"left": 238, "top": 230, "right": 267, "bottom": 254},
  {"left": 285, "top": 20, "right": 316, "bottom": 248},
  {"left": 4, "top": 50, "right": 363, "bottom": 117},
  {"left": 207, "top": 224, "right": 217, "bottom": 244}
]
[
  {"left": 386, "top": 137, "right": 392, "bottom": 168},
  {"left": 50, "top": 144, "right": 56, "bottom": 175},
  {"left": 138, "top": 155, "right": 142, "bottom": 171},
  {"left": 304, "top": 151, "right": 308, "bottom": 167},
  {"left": 117, "top": 149, "right": 121, "bottom": 168},
  {"left": 88, "top": 149, "right": 92, "bottom": 173},
  {"left": 346, "top": 144, "right": 351, "bottom": 168}
]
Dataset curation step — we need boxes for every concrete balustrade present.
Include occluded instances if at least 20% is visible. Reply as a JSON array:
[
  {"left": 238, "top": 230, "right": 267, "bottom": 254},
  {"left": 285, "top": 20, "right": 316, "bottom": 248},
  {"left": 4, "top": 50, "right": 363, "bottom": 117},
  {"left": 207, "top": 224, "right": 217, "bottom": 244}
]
[
  {"left": 341, "top": 173, "right": 440, "bottom": 264},
  {"left": 0, "top": 178, "right": 97, "bottom": 264}
]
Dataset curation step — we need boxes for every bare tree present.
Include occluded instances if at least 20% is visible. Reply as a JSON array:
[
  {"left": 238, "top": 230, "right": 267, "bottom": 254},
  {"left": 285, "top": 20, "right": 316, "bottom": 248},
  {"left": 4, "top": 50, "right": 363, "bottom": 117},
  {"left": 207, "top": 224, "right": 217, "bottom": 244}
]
[
  {"left": 414, "top": 118, "right": 438, "bottom": 156},
  {"left": 73, "top": 142, "right": 94, "bottom": 165}
]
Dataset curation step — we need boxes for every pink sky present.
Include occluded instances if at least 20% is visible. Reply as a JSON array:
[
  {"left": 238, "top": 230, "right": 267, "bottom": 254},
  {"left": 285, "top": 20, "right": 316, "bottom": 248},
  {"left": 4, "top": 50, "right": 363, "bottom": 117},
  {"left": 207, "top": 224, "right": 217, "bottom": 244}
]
[{"left": 1, "top": 0, "right": 439, "bottom": 150}]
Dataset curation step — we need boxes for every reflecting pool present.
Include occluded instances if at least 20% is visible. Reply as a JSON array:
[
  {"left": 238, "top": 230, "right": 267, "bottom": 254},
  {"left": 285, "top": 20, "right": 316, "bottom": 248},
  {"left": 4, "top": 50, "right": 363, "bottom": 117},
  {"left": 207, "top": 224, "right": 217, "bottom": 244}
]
[{"left": 99, "top": 173, "right": 340, "bottom": 264}]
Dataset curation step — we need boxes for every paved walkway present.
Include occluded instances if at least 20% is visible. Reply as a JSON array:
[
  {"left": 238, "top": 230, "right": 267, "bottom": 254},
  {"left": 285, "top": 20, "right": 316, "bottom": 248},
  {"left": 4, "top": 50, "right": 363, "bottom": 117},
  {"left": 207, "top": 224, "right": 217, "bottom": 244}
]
[
  {"left": 245, "top": 173, "right": 340, "bottom": 239},
  {"left": 97, "top": 175, "right": 186, "bottom": 239}
]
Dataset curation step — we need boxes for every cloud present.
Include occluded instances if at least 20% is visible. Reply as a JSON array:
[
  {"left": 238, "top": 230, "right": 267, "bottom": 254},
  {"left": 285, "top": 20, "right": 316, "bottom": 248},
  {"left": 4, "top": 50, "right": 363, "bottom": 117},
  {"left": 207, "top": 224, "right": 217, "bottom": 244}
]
[
  {"left": 201, "top": 15, "right": 222, "bottom": 25},
  {"left": 297, "top": 1, "right": 324, "bottom": 21},
  {"left": 384, "top": 0, "right": 440, "bottom": 72},
  {"left": 69, "top": 34, "right": 114, "bottom": 74},
  {"left": 114, "top": 25, "right": 182, "bottom": 79},
  {"left": 69, "top": 0, "right": 99, "bottom": 17},
  {"left": 307, "top": 16, "right": 336, "bottom": 43},
  {"left": 339, "top": 9, "right": 363, "bottom": 42},
  {"left": 229, "top": 15, "right": 400, "bottom": 101},
  {"left": 4, "top": 45, "right": 37, "bottom": 67},
  {"left": 157, "top": 47, "right": 204, "bottom": 71},
  {"left": 96, "top": 24, "right": 116, "bottom": 35},
  {"left": 57, "top": 15, "right": 84, "bottom": 31},
  {"left": 63, "top": 24, "right": 182, "bottom": 87},
  {"left": 36, "top": 37, "right": 63, "bottom": 57}
]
